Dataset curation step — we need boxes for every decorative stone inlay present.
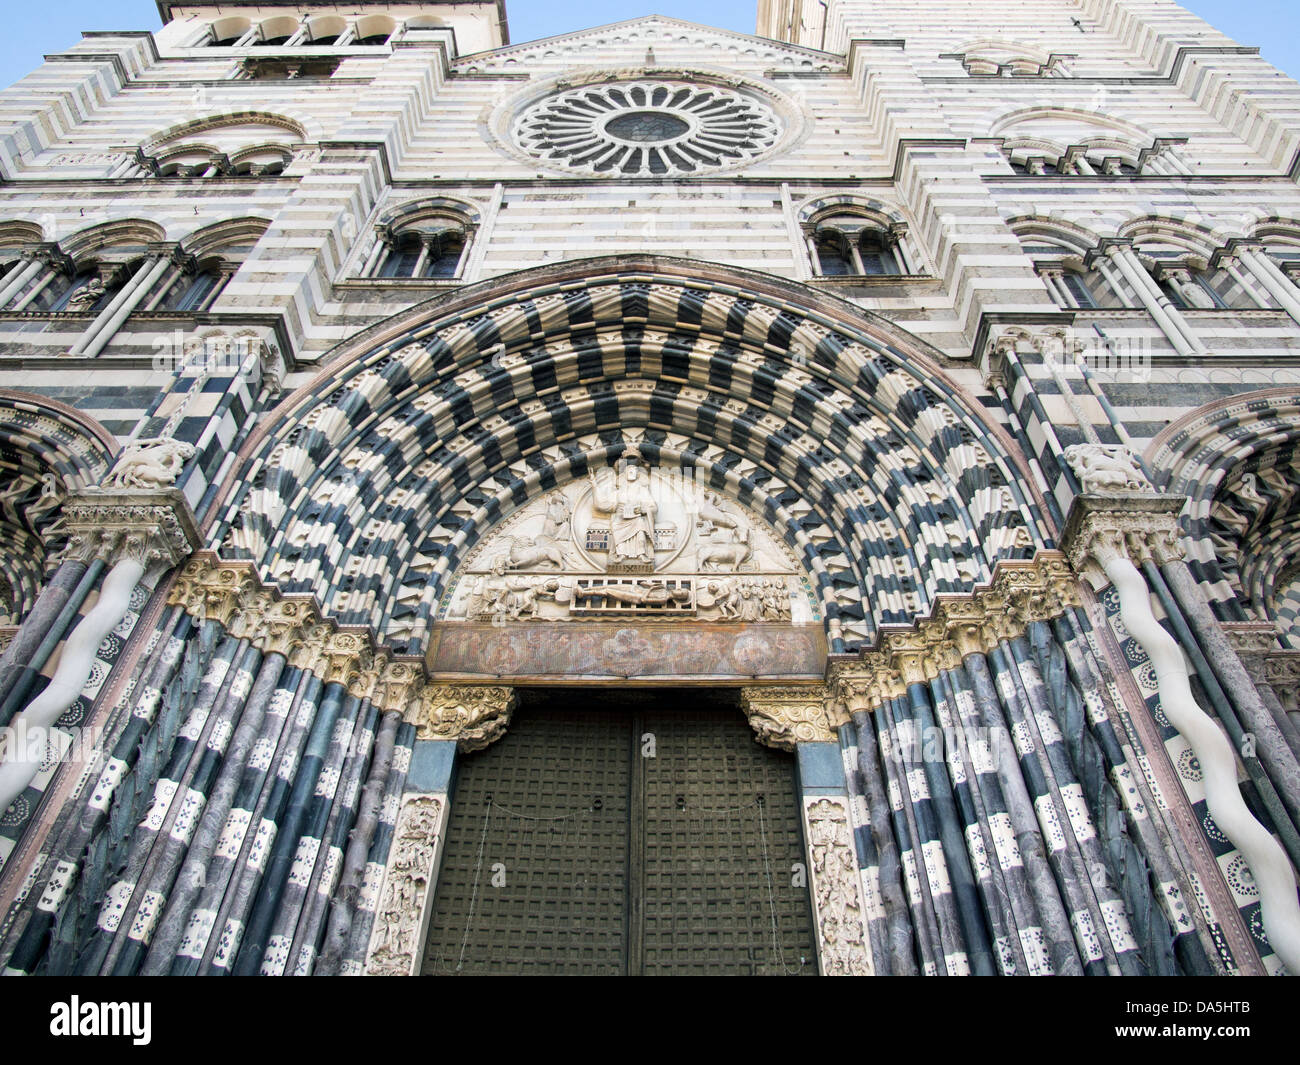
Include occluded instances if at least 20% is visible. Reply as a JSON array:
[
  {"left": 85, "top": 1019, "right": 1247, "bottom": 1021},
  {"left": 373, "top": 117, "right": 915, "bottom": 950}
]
[
  {"left": 741, "top": 686, "right": 834, "bottom": 750},
  {"left": 512, "top": 79, "right": 783, "bottom": 178},
  {"left": 1061, "top": 494, "right": 1187, "bottom": 591},
  {"left": 826, "top": 551, "right": 1083, "bottom": 713},
  {"left": 364, "top": 795, "right": 445, "bottom": 977},
  {"left": 804, "top": 797, "right": 873, "bottom": 976},
  {"left": 414, "top": 686, "right": 517, "bottom": 752},
  {"left": 61, "top": 488, "right": 201, "bottom": 572}
]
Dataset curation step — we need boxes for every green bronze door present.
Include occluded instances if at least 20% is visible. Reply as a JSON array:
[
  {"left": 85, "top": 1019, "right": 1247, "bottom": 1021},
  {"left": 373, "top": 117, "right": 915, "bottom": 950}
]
[{"left": 422, "top": 690, "right": 816, "bottom": 976}]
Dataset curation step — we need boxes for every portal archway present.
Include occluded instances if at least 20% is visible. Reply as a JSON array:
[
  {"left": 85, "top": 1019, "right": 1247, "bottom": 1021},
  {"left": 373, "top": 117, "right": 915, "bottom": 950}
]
[{"left": 210, "top": 256, "right": 1049, "bottom": 655}]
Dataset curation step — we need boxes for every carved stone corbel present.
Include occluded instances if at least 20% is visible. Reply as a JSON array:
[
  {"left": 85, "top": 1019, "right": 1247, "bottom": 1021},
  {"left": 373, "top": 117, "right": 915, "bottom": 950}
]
[
  {"left": 740, "top": 685, "right": 835, "bottom": 750},
  {"left": 413, "top": 685, "right": 517, "bottom": 752}
]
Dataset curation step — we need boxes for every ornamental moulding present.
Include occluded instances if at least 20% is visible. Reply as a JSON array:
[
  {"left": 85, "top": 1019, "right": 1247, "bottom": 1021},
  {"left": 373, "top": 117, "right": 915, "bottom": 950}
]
[
  {"left": 825, "top": 551, "right": 1083, "bottom": 714},
  {"left": 167, "top": 552, "right": 515, "bottom": 750}
]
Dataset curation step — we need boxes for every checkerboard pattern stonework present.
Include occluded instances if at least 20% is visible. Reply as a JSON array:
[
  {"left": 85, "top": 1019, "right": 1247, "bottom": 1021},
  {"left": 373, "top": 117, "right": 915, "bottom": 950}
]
[{"left": 0, "top": 0, "right": 1298, "bottom": 977}]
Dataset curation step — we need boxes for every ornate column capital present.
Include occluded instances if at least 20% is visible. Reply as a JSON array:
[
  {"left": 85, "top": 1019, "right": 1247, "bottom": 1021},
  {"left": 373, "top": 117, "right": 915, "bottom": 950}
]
[
  {"left": 319, "top": 630, "right": 375, "bottom": 695},
  {"left": 167, "top": 552, "right": 260, "bottom": 627},
  {"left": 740, "top": 685, "right": 835, "bottom": 750},
  {"left": 826, "top": 659, "right": 904, "bottom": 715},
  {"left": 373, "top": 656, "right": 425, "bottom": 717},
  {"left": 63, "top": 487, "right": 201, "bottom": 573},
  {"left": 413, "top": 685, "right": 517, "bottom": 752},
  {"left": 825, "top": 551, "right": 1084, "bottom": 712},
  {"left": 1061, "top": 493, "right": 1186, "bottom": 589},
  {"left": 244, "top": 596, "right": 318, "bottom": 658}
]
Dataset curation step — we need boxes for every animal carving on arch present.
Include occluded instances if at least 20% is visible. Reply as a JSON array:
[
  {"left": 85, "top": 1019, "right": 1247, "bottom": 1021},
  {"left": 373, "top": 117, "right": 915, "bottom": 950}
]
[
  {"left": 699, "top": 527, "right": 752, "bottom": 572},
  {"left": 502, "top": 533, "right": 567, "bottom": 570}
]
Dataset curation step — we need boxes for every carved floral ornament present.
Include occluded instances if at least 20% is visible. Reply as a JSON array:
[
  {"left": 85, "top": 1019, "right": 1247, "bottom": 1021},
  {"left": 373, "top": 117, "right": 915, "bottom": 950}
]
[
  {"left": 61, "top": 488, "right": 201, "bottom": 571},
  {"left": 741, "top": 686, "right": 836, "bottom": 750},
  {"left": 1060, "top": 494, "right": 1187, "bottom": 591},
  {"left": 826, "top": 552, "right": 1084, "bottom": 715}
]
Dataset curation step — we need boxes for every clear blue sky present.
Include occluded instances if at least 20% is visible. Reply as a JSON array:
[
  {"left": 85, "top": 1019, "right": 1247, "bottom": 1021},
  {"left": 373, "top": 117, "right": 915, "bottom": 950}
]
[{"left": 0, "top": 1, "right": 1296, "bottom": 90}]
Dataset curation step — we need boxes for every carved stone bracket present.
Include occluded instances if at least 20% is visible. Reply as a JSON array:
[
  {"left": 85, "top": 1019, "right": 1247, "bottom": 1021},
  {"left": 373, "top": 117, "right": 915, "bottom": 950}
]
[
  {"left": 826, "top": 551, "right": 1084, "bottom": 714},
  {"left": 1061, "top": 493, "right": 1187, "bottom": 590},
  {"left": 364, "top": 794, "right": 447, "bottom": 976},
  {"left": 803, "top": 797, "right": 873, "bottom": 976},
  {"left": 741, "top": 686, "right": 834, "bottom": 750},
  {"left": 414, "top": 685, "right": 517, "bottom": 752},
  {"left": 61, "top": 488, "right": 201, "bottom": 573}
]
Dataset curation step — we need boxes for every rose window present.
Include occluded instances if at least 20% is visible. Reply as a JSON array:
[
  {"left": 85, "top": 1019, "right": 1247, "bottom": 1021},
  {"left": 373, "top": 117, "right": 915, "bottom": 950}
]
[{"left": 512, "top": 80, "right": 783, "bottom": 177}]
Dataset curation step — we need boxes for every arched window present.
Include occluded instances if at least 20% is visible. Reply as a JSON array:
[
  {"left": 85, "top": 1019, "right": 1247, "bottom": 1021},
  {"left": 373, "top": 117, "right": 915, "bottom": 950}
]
[
  {"left": 813, "top": 231, "right": 853, "bottom": 276},
  {"left": 304, "top": 17, "right": 347, "bottom": 46},
  {"left": 207, "top": 17, "right": 250, "bottom": 47},
  {"left": 376, "top": 227, "right": 466, "bottom": 279},
  {"left": 857, "top": 229, "right": 902, "bottom": 275},
  {"left": 159, "top": 265, "right": 228, "bottom": 312},
  {"left": 355, "top": 15, "right": 396, "bottom": 46},
  {"left": 255, "top": 18, "right": 299, "bottom": 47},
  {"left": 811, "top": 217, "right": 905, "bottom": 277}
]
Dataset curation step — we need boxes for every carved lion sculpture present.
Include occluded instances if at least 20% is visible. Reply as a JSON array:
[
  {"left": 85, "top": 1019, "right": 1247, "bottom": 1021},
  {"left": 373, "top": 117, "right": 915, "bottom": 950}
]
[
  {"left": 103, "top": 437, "right": 197, "bottom": 491},
  {"left": 1063, "top": 444, "right": 1149, "bottom": 494}
]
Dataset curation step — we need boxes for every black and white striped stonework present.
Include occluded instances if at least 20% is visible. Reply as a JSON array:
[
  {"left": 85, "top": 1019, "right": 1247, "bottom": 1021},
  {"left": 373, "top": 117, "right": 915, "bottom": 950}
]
[{"left": 212, "top": 265, "right": 1049, "bottom": 654}]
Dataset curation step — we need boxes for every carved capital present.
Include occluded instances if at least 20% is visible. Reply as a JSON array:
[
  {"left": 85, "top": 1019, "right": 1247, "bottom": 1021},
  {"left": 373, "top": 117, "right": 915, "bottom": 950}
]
[
  {"left": 166, "top": 553, "right": 260, "bottom": 627},
  {"left": 415, "top": 685, "right": 517, "bottom": 752},
  {"left": 825, "top": 551, "right": 1084, "bottom": 712},
  {"left": 1219, "top": 622, "right": 1281, "bottom": 656},
  {"left": 741, "top": 685, "right": 834, "bottom": 750},
  {"left": 1061, "top": 494, "right": 1186, "bottom": 589},
  {"left": 63, "top": 488, "right": 201, "bottom": 572},
  {"left": 246, "top": 597, "right": 316, "bottom": 658},
  {"left": 373, "top": 657, "right": 425, "bottom": 717},
  {"left": 290, "top": 623, "right": 334, "bottom": 673},
  {"left": 320, "top": 630, "right": 374, "bottom": 695}
]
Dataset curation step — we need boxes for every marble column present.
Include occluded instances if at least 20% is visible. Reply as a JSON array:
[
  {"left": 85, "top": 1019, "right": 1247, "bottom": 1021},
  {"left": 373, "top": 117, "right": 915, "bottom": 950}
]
[
  {"left": 0, "top": 489, "right": 199, "bottom": 819},
  {"left": 1063, "top": 487, "right": 1300, "bottom": 973}
]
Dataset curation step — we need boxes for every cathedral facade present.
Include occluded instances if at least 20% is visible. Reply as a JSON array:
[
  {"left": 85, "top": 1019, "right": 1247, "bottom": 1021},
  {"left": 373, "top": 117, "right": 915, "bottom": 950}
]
[{"left": 0, "top": 0, "right": 1298, "bottom": 975}]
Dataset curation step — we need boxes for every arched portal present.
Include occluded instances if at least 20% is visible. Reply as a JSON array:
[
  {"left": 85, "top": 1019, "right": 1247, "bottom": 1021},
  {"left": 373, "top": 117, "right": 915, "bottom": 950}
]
[{"left": 211, "top": 256, "right": 1050, "bottom": 657}]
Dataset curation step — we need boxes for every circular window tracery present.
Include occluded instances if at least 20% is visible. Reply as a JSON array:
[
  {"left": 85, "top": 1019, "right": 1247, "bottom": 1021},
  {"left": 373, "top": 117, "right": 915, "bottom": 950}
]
[{"left": 512, "top": 80, "right": 783, "bottom": 177}]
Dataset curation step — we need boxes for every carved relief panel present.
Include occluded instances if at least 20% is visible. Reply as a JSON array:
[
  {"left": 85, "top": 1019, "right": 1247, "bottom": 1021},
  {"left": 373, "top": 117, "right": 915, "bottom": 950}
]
[{"left": 439, "top": 459, "right": 818, "bottom": 625}]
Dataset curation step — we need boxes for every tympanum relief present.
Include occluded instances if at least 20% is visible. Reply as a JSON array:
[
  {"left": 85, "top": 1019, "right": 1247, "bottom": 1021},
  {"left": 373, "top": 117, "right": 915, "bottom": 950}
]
[{"left": 441, "top": 458, "right": 815, "bottom": 624}]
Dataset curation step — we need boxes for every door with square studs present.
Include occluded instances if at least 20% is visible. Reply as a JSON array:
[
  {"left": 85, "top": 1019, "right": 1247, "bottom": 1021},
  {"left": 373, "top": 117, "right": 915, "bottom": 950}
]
[{"left": 422, "top": 689, "right": 816, "bottom": 975}]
